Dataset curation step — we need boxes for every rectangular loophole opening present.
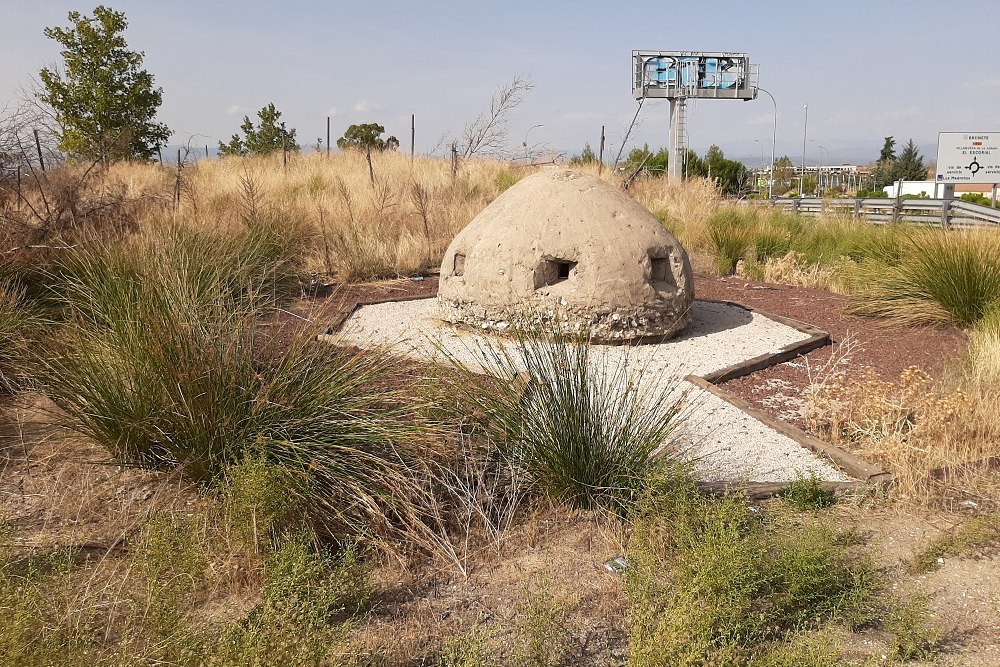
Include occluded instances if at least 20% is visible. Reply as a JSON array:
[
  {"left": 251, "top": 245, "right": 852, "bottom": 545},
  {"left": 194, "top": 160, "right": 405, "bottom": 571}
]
[
  {"left": 650, "top": 257, "right": 668, "bottom": 282},
  {"left": 649, "top": 254, "right": 676, "bottom": 289},
  {"left": 535, "top": 258, "right": 577, "bottom": 289},
  {"left": 453, "top": 253, "right": 466, "bottom": 277}
]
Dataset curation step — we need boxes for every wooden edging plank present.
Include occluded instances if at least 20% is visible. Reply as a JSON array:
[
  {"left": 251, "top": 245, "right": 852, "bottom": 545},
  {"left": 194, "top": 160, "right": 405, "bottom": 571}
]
[
  {"left": 685, "top": 374, "right": 889, "bottom": 483},
  {"left": 697, "top": 479, "right": 868, "bottom": 500},
  {"left": 320, "top": 294, "right": 890, "bottom": 487}
]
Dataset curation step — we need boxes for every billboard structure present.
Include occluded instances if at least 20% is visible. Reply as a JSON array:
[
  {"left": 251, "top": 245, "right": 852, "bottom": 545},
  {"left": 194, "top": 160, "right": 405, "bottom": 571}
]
[
  {"left": 936, "top": 132, "right": 1000, "bottom": 184},
  {"left": 632, "top": 51, "right": 758, "bottom": 180}
]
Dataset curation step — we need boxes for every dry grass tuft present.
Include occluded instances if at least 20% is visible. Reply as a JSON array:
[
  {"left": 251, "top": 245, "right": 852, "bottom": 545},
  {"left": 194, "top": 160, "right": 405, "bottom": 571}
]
[{"left": 806, "top": 356, "right": 1000, "bottom": 505}]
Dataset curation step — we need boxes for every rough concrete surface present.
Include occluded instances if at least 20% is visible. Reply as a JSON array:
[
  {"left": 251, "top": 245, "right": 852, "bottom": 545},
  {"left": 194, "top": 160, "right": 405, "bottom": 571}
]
[
  {"left": 437, "top": 168, "right": 694, "bottom": 342},
  {"left": 334, "top": 298, "right": 851, "bottom": 483}
]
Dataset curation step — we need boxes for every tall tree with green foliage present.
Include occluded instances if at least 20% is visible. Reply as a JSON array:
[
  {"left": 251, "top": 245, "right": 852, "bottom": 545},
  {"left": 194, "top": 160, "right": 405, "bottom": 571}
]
[
  {"left": 872, "top": 136, "right": 899, "bottom": 189},
  {"left": 336, "top": 123, "right": 399, "bottom": 152},
  {"left": 772, "top": 155, "right": 795, "bottom": 193},
  {"left": 625, "top": 144, "right": 669, "bottom": 176},
  {"left": 570, "top": 142, "right": 597, "bottom": 165},
  {"left": 38, "top": 5, "right": 170, "bottom": 161},
  {"left": 878, "top": 136, "right": 896, "bottom": 163},
  {"left": 702, "top": 145, "right": 750, "bottom": 196},
  {"left": 219, "top": 103, "right": 299, "bottom": 156},
  {"left": 893, "top": 139, "right": 927, "bottom": 181}
]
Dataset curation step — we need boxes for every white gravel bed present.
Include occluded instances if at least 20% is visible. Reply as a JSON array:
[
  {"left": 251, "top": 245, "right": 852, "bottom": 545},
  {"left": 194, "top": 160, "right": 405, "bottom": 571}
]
[{"left": 333, "top": 297, "right": 851, "bottom": 483}]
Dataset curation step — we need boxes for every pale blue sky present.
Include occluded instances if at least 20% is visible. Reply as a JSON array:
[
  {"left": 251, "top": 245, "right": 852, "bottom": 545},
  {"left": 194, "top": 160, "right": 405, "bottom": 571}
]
[{"left": 3, "top": 1, "right": 998, "bottom": 164}]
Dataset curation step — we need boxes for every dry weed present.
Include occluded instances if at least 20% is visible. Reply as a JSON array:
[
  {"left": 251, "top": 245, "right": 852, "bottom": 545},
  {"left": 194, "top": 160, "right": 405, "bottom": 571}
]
[{"left": 806, "top": 359, "right": 1000, "bottom": 505}]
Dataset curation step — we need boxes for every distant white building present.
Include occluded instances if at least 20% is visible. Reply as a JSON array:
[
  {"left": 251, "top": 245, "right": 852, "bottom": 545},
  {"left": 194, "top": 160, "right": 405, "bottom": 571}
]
[{"left": 883, "top": 180, "right": 997, "bottom": 201}]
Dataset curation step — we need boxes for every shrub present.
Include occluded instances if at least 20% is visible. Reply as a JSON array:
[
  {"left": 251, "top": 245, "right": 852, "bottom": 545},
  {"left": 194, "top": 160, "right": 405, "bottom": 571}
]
[
  {"left": 212, "top": 539, "right": 369, "bottom": 665},
  {"left": 446, "top": 330, "right": 690, "bottom": 511},
  {"left": 848, "top": 229, "right": 1000, "bottom": 327},
  {"left": 911, "top": 515, "right": 1000, "bottom": 573},
  {"left": 780, "top": 473, "right": 837, "bottom": 510},
  {"left": 707, "top": 210, "right": 754, "bottom": 274},
  {"left": 39, "top": 223, "right": 435, "bottom": 542},
  {"left": 960, "top": 192, "right": 994, "bottom": 207},
  {"left": 964, "top": 305, "right": 1000, "bottom": 386},
  {"left": 625, "top": 477, "right": 903, "bottom": 666}
]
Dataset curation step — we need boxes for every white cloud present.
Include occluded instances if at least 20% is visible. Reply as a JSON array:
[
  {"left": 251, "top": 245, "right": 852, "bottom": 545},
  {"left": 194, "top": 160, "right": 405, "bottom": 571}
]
[
  {"left": 327, "top": 106, "right": 341, "bottom": 117},
  {"left": 225, "top": 105, "right": 247, "bottom": 115},
  {"left": 352, "top": 99, "right": 383, "bottom": 113}
]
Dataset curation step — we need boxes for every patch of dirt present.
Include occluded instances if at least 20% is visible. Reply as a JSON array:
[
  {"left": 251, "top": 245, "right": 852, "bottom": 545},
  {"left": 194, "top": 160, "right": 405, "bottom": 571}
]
[
  {"left": 829, "top": 504, "right": 1000, "bottom": 666},
  {"left": 351, "top": 511, "right": 627, "bottom": 665}
]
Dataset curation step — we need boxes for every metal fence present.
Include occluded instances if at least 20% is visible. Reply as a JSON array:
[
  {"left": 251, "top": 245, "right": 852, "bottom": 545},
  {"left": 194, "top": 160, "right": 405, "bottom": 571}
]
[{"left": 767, "top": 197, "right": 1000, "bottom": 229}]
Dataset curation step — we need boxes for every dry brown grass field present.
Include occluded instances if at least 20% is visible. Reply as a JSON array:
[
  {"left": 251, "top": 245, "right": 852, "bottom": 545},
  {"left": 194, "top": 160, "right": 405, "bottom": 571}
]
[{"left": 2, "top": 151, "right": 999, "bottom": 665}]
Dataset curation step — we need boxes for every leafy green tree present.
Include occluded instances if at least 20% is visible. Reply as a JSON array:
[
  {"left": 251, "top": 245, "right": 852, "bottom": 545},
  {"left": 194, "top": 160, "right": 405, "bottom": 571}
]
[
  {"left": 570, "top": 142, "right": 597, "bottom": 165},
  {"left": 772, "top": 155, "right": 795, "bottom": 193},
  {"left": 871, "top": 136, "right": 901, "bottom": 189},
  {"left": 702, "top": 145, "right": 750, "bottom": 196},
  {"left": 684, "top": 149, "right": 706, "bottom": 178},
  {"left": 219, "top": 103, "right": 299, "bottom": 156},
  {"left": 336, "top": 123, "right": 399, "bottom": 152},
  {"left": 38, "top": 5, "right": 170, "bottom": 161},
  {"left": 625, "top": 144, "right": 669, "bottom": 176},
  {"left": 892, "top": 139, "right": 927, "bottom": 181}
]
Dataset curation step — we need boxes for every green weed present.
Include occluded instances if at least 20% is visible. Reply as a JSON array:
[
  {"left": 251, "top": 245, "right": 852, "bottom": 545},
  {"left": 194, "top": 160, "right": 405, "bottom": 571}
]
[
  {"left": 39, "top": 220, "right": 436, "bottom": 544},
  {"left": 625, "top": 475, "right": 884, "bottom": 666},
  {"left": 779, "top": 474, "right": 837, "bottom": 511}
]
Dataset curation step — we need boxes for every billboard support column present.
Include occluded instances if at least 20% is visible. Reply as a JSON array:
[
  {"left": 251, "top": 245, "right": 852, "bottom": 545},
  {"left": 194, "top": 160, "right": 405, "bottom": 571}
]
[{"left": 669, "top": 98, "right": 686, "bottom": 181}]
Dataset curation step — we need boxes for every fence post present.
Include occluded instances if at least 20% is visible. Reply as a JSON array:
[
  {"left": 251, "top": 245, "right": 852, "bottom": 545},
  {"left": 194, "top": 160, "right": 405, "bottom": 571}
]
[
  {"left": 451, "top": 142, "right": 457, "bottom": 181},
  {"left": 174, "top": 149, "right": 182, "bottom": 212},
  {"left": 598, "top": 125, "right": 605, "bottom": 175},
  {"left": 326, "top": 116, "right": 331, "bottom": 158},
  {"left": 940, "top": 183, "right": 954, "bottom": 228},
  {"left": 33, "top": 128, "right": 46, "bottom": 173},
  {"left": 410, "top": 114, "right": 415, "bottom": 161},
  {"left": 853, "top": 198, "right": 861, "bottom": 218}
]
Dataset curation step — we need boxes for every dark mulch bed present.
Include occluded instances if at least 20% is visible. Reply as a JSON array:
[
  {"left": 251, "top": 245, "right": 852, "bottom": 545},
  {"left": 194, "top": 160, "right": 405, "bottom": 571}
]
[
  {"left": 293, "top": 272, "right": 966, "bottom": 431},
  {"left": 695, "top": 273, "right": 966, "bottom": 428}
]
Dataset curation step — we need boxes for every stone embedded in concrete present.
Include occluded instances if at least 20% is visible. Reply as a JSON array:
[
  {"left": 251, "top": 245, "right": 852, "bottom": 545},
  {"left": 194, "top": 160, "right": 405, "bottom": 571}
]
[{"left": 437, "top": 167, "right": 695, "bottom": 341}]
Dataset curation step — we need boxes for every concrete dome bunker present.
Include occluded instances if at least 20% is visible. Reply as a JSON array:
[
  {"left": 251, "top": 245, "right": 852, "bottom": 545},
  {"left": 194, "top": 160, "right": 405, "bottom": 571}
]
[{"left": 438, "top": 168, "right": 695, "bottom": 342}]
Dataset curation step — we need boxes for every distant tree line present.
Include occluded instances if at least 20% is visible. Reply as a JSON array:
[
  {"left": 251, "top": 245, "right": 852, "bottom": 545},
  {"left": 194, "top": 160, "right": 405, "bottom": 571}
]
[{"left": 571, "top": 142, "right": 751, "bottom": 196}]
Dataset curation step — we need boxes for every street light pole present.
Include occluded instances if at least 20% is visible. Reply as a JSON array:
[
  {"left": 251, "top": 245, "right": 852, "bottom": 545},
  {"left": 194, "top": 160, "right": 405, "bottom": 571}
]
[
  {"left": 758, "top": 87, "right": 777, "bottom": 199},
  {"left": 800, "top": 103, "right": 808, "bottom": 197},
  {"left": 522, "top": 124, "right": 544, "bottom": 161}
]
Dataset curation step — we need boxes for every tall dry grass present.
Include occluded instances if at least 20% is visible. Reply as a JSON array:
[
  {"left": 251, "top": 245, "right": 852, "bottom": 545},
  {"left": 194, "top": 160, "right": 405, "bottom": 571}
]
[
  {"left": 163, "top": 151, "right": 529, "bottom": 281},
  {"left": 89, "top": 153, "right": 724, "bottom": 283}
]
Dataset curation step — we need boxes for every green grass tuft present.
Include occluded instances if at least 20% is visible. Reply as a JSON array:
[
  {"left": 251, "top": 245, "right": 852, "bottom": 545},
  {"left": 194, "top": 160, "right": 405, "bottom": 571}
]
[
  {"left": 849, "top": 230, "right": 1000, "bottom": 328},
  {"left": 446, "top": 330, "right": 691, "bottom": 511}
]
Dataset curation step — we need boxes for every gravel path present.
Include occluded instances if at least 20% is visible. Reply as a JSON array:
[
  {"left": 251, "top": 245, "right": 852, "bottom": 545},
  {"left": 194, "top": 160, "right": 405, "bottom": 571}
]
[{"left": 333, "top": 298, "right": 851, "bottom": 483}]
